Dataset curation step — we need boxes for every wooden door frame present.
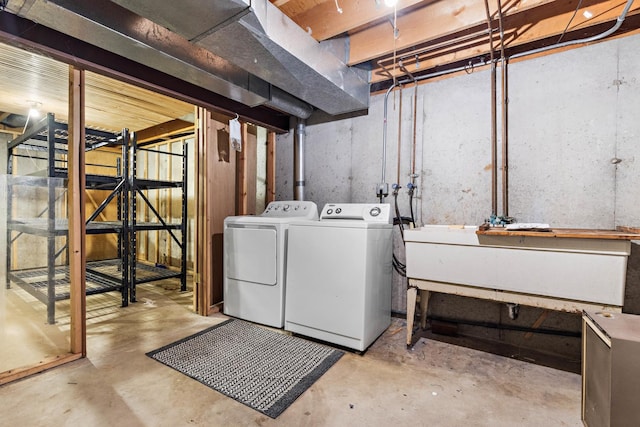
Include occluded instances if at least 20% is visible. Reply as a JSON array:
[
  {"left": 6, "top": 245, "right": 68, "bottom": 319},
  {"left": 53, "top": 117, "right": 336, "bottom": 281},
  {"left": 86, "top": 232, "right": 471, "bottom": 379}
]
[
  {"left": 193, "top": 109, "right": 278, "bottom": 315},
  {"left": 0, "top": 66, "right": 86, "bottom": 385}
]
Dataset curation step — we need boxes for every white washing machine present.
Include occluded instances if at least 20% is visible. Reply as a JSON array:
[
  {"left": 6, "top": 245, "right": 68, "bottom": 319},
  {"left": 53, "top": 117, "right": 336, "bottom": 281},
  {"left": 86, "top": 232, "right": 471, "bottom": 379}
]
[
  {"left": 223, "top": 200, "right": 318, "bottom": 328},
  {"left": 284, "top": 203, "right": 393, "bottom": 351}
]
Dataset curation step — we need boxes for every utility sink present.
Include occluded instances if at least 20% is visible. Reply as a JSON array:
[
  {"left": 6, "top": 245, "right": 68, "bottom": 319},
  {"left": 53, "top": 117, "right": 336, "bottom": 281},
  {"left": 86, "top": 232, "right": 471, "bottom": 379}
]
[{"left": 404, "top": 225, "right": 631, "bottom": 308}]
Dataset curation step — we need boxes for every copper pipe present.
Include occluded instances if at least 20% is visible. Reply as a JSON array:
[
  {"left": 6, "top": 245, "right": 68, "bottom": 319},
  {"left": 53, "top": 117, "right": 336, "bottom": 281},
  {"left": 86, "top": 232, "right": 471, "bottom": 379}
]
[
  {"left": 497, "top": 0, "right": 509, "bottom": 216},
  {"left": 484, "top": 0, "right": 498, "bottom": 216},
  {"left": 411, "top": 81, "right": 418, "bottom": 184},
  {"left": 396, "top": 87, "right": 403, "bottom": 185}
]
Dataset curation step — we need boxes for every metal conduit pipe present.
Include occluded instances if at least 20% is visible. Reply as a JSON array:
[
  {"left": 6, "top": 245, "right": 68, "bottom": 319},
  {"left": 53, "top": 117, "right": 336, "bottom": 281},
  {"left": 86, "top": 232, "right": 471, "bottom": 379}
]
[
  {"left": 483, "top": 0, "right": 498, "bottom": 217},
  {"left": 511, "top": 0, "right": 634, "bottom": 60},
  {"left": 411, "top": 81, "right": 418, "bottom": 187},
  {"left": 392, "top": 0, "right": 633, "bottom": 87},
  {"left": 293, "top": 118, "right": 306, "bottom": 201},
  {"left": 378, "top": 82, "right": 400, "bottom": 202},
  {"left": 396, "top": 59, "right": 489, "bottom": 86},
  {"left": 389, "top": 0, "right": 633, "bottom": 217},
  {"left": 396, "top": 88, "right": 403, "bottom": 186},
  {"left": 391, "top": 0, "right": 633, "bottom": 90},
  {"left": 497, "top": 0, "right": 509, "bottom": 217}
]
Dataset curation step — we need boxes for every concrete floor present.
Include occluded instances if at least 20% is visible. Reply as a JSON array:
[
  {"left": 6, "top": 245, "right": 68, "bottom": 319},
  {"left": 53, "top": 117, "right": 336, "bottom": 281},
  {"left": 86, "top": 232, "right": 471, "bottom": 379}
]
[{"left": 0, "top": 283, "right": 583, "bottom": 426}]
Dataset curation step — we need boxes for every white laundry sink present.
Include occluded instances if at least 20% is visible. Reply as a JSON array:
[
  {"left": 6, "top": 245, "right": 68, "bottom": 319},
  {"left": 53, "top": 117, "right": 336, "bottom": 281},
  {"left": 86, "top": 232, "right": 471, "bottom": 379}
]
[{"left": 405, "top": 225, "right": 631, "bottom": 307}]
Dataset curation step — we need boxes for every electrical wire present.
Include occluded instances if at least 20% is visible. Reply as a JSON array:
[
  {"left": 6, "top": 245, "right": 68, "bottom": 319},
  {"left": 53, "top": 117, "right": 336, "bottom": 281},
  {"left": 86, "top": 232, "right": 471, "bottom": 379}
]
[
  {"left": 393, "top": 253, "right": 406, "bottom": 276},
  {"left": 393, "top": 190, "right": 404, "bottom": 241},
  {"left": 557, "top": 0, "right": 584, "bottom": 43},
  {"left": 334, "top": 0, "right": 343, "bottom": 14},
  {"left": 392, "top": 185, "right": 408, "bottom": 276},
  {"left": 409, "top": 190, "right": 416, "bottom": 228}
]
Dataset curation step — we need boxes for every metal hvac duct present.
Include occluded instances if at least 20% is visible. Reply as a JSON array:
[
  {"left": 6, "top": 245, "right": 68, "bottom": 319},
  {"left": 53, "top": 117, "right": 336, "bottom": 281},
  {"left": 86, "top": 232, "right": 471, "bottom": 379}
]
[{"left": 6, "top": 0, "right": 369, "bottom": 118}]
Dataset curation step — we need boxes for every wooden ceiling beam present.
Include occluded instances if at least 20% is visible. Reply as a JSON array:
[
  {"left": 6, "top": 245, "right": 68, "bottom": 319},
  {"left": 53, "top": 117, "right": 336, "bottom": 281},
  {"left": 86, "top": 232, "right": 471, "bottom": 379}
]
[
  {"left": 368, "top": 0, "right": 640, "bottom": 83},
  {"left": 349, "top": 0, "right": 575, "bottom": 65},
  {"left": 281, "top": 0, "right": 428, "bottom": 41},
  {"left": 136, "top": 118, "right": 194, "bottom": 143}
]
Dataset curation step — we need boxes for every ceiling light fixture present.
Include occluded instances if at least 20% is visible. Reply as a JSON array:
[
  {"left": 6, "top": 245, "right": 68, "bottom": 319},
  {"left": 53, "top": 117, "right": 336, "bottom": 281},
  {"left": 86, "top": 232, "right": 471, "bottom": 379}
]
[
  {"left": 23, "top": 101, "right": 42, "bottom": 133},
  {"left": 28, "top": 101, "right": 42, "bottom": 118},
  {"left": 583, "top": 10, "right": 593, "bottom": 19},
  {"left": 384, "top": 0, "right": 398, "bottom": 7}
]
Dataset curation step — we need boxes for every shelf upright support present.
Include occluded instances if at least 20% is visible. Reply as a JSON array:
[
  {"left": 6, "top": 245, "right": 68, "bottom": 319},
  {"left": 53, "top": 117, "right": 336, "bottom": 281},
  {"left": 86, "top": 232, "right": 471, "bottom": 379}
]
[
  {"left": 180, "top": 143, "right": 188, "bottom": 292},
  {"left": 116, "top": 157, "right": 122, "bottom": 262},
  {"left": 121, "top": 130, "right": 130, "bottom": 307},
  {"left": 46, "top": 113, "right": 57, "bottom": 324},
  {"left": 6, "top": 137, "right": 14, "bottom": 290},
  {"left": 129, "top": 131, "right": 138, "bottom": 303}
]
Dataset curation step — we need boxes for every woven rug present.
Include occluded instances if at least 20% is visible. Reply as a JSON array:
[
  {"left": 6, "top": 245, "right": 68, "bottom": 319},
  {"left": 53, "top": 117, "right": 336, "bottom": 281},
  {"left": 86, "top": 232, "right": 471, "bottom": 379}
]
[{"left": 146, "top": 319, "right": 344, "bottom": 418}]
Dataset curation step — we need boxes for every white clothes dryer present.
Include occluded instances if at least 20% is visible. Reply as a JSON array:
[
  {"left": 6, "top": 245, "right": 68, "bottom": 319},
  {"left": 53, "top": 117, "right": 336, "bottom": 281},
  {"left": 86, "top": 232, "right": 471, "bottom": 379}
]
[
  {"left": 223, "top": 201, "right": 318, "bottom": 328},
  {"left": 285, "top": 203, "right": 393, "bottom": 351}
]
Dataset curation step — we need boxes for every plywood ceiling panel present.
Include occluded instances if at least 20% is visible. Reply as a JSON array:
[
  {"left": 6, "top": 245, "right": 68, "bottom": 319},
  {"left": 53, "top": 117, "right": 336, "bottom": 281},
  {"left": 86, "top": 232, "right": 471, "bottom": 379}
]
[{"left": 0, "top": 42, "right": 194, "bottom": 133}]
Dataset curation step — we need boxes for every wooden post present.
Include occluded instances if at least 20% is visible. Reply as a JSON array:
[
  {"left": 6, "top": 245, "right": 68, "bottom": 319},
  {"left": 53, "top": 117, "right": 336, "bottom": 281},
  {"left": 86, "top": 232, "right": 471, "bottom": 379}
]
[
  {"left": 194, "top": 109, "right": 237, "bottom": 313},
  {"left": 266, "top": 131, "right": 276, "bottom": 203},
  {"left": 245, "top": 127, "right": 257, "bottom": 215},
  {"left": 236, "top": 123, "right": 248, "bottom": 215},
  {"left": 194, "top": 107, "right": 212, "bottom": 315},
  {"left": 68, "top": 66, "right": 86, "bottom": 356}
]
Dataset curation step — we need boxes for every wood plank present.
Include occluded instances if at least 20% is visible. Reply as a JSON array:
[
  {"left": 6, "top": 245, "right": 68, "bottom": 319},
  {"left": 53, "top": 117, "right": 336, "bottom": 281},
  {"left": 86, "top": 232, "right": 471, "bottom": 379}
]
[
  {"left": 210, "top": 115, "right": 236, "bottom": 307},
  {"left": 194, "top": 107, "right": 210, "bottom": 315},
  {"left": 236, "top": 122, "right": 249, "bottom": 215},
  {"left": 136, "top": 119, "right": 194, "bottom": 144},
  {"left": 0, "top": 353, "right": 83, "bottom": 386},
  {"left": 0, "top": 43, "right": 193, "bottom": 133},
  {"left": 617, "top": 226, "right": 640, "bottom": 234},
  {"left": 68, "top": 66, "right": 87, "bottom": 356},
  {"left": 266, "top": 131, "right": 276, "bottom": 203},
  {"left": 284, "top": 0, "right": 428, "bottom": 41},
  {"left": 476, "top": 227, "right": 640, "bottom": 240},
  {"left": 245, "top": 128, "right": 258, "bottom": 215},
  {"left": 524, "top": 310, "right": 549, "bottom": 339}
]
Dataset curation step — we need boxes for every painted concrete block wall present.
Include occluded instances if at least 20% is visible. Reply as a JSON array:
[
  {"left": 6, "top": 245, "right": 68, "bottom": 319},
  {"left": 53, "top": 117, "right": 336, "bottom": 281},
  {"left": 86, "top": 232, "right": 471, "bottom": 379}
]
[
  {"left": 615, "top": 37, "right": 640, "bottom": 226},
  {"left": 508, "top": 44, "right": 619, "bottom": 228},
  {"left": 420, "top": 70, "right": 492, "bottom": 225},
  {"left": 276, "top": 33, "right": 640, "bottom": 357}
]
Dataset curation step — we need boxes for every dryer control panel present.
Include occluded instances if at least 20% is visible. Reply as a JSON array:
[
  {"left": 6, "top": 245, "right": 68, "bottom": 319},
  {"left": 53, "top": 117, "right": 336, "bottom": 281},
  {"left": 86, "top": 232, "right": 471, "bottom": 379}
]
[
  {"left": 320, "top": 203, "right": 392, "bottom": 223},
  {"left": 261, "top": 201, "right": 319, "bottom": 219}
]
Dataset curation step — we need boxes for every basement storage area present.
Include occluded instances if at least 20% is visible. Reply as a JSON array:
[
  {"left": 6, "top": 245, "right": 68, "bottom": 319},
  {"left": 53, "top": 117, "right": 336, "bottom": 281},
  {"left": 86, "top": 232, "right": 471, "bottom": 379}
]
[
  {"left": 0, "top": 41, "right": 199, "bottom": 375},
  {"left": 2, "top": 0, "right": 640, "bottom": 425}
]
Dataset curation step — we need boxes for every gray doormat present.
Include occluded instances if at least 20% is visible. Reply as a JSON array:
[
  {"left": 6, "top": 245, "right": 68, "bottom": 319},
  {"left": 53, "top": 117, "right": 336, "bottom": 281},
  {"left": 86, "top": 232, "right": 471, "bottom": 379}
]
[{"left": 146, "top": 319, "right": 344, "bottom": 418}]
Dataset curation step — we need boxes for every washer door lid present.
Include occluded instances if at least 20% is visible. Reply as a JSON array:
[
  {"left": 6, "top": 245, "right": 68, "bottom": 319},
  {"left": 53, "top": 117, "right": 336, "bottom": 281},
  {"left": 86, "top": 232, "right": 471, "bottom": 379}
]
[{"left": 225, "top": 227, "right": 277, "bottom": 285}]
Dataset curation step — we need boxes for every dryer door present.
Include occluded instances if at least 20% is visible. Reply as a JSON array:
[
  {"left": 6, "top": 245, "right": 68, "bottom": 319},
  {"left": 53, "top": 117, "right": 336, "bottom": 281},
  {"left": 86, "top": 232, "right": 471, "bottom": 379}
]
[{"left": 225, "top": 226, "right": 277, "bottom": 285}]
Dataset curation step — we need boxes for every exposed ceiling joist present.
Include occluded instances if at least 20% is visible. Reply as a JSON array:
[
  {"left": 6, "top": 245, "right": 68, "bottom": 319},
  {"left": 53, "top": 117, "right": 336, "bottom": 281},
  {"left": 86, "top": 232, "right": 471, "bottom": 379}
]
[
  {"left": 272, "top": 0, "right": 640, "bottom": 90},
  {"left": 278, "top": 0, "right": 427, "bottom": 41},
  {"left": 348, "top": 0, "right": 557, "bottom": 66},
  {"left": 369, "top": 0, "right": 640, "bottom": 83}
]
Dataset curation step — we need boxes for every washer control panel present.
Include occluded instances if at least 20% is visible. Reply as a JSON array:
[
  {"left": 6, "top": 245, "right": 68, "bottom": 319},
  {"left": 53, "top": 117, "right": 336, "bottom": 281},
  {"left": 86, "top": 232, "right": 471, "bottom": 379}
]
[
  {"left": 261, "top": 201, "right": 319, "bottom": 219},
  {"left": 320, "top": 203, "right": 392, "bottom": 223}
]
